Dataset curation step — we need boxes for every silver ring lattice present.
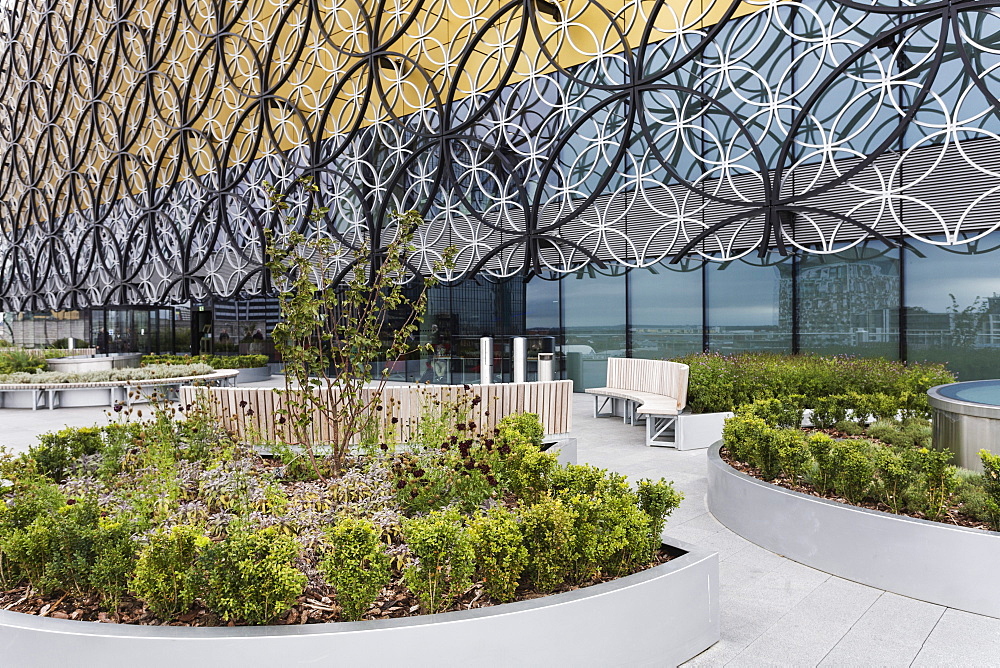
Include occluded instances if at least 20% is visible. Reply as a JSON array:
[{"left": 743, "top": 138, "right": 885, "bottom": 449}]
[{"left": 0, "top": 0, "right": 998, "bottom": 307}]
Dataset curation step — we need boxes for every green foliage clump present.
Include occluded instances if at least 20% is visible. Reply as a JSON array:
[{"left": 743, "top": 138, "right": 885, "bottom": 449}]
[
  {"left": 677, "top": 352, "right": 953, "bottom": 417},
  {"left": 468, "top": 506, "right": 528, "bottom": 602},
  {"left": 0, "top": 349, "right": 47, "bottom": 374},
  {"left": 519, "top": 497, "right": 576, "bottom": 593},
  {"left": 636, "top": 478, "right": 684, "bottom": 554},
  {"left": 403, "top": 509, "right": 475, "bottom": 613},
  {"left": 831, "top": 439, "right": 876, "bottom": 504},
  {"left": 201, "top": 527, "right": 306, "bottom": 624},
  {"left": 911, "top": 448, "right": 957, "bottom": 522},
  {"left": 832, "top": 420, "right": 865, "bottom": 436},
  {"left": 133, "top": 525, "right": 208, "bottom": 619},
  {"left": 807, "top": 433, "right": 837, "bottom": 493},
  {"left": 141, "top": 354, "right": 269, "bottom": 369},
  {"left": 30, "top": 426, "right": 105, "bottom": 482},
  {"left": 497, "top": 413, "right": 544, "bottom": 448},
  {"left": 740, "top": 397, "right": 804, "bottom": 429},
  {"left": 319, "top": 516, "right": 391, "bottom": 621}
]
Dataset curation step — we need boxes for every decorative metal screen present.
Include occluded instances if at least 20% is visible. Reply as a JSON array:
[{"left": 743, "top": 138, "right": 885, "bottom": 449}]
[{"left": 0, "top": 0, "right": 998, "bottom": 309}]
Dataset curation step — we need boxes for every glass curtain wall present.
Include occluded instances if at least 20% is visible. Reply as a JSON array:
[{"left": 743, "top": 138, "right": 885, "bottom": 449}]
[
  {"left": 904, "top": 233, "right": 1000, "bottom": 380},
  {"left": 562, "top": 264, "right": 627, "bottom": 390},
  {"left": 706, "top": 252, "right": 793, "bottom": 353},
  {"left": 797, "top": 242, "right": 900, "bottom": 359},
  {"left": 629, "top": 259, "right": 704, "bottom": 359}
]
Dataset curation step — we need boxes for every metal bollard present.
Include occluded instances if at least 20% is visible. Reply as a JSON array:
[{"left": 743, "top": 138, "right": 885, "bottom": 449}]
[
  {"left": 513, "top": 336, "right": 526, "bottom": 383},
  {"left": 479, "top": 336, "right": 493, "bottom": 385},
  {"left": 537, "top": 352, "right": 554, "bottom": 382}
]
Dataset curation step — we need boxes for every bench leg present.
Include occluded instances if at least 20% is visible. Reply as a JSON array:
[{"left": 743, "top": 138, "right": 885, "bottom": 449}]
[
  {"left": 646, "top": 415, "right": 678, "bottom": 447},
  {"left": 593, "top": 395, "right": 617, "bottom": 419}
]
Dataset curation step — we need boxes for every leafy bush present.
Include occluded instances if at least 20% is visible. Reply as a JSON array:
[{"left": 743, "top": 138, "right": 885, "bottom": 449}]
[
  {"left": 519, "top": 497, "right": 576, "bottom": 593},
  {"left": 0, "top": 350, "right": 47, "bottom": 374},
  {"left": 319, "top": 516, "right": 391, "bottom": 621},
  {"left": 141, "top": 354, "right": 269, "bottom": 369},
  {"left": 636, "top": 478, "right": 684, "bottom": 555},
  {"left": 403, "top": 509, "right": 475, "bottom": 613},
  {"left": 30, "top": 426, "right": 105, "bottom": 482},
  {"left": 132, "top": 525, "right": 209, "bottom": 619},
  {"left": 201, "top": 526, "right": 306, "bottom": 624},
  {"left": 468, "top": 506, "right": 527, "bottom": 602},
  {"left": 831, "top": 440, "right": 876, "bottom": 504},
  {"left": 677, "top": 352, "right": 954, "bottom": 415},
  {"left": 806, "top": 433, "right": 837, "bottom": 493},
  {"left": 740, "top": 398, "right": 804, "bottom": 429}
]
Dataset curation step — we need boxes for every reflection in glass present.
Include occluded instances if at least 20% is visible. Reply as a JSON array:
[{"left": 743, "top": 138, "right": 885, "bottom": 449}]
[
  {"left": 706, "top": 252, "right": 792, "bottom": 354},
  {"left": 630, "top": 259, "right": 703, "bottom": 360},
  {"left": 905, "top": 234, "right": 1000, "bottom": 380},
  {"left": 798, "top": 242, "right": 900, "bottom": 359},
  {"left": 562, "top": 264, "right": 627, "bottom": 390}
]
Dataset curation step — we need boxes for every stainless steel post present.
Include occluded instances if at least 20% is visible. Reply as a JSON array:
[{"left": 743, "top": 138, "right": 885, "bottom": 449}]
[
  {"left": 479, "top": 336, "right": 493, "bottom": 385},
  {"left": 513, "top": 336, "right": 526, "bottom": 384},
  {"left": 537, "top": 352, "right": 553, "bottom": 382}
]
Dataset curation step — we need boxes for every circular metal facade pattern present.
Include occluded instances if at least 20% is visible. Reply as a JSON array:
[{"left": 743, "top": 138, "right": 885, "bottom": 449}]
[{"left": 0, "top": 0, "right": 998, "bottom": 308}]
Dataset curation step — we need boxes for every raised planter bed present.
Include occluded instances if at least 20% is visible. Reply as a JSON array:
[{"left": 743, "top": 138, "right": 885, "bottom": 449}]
[
  {"left": 234, "top": 365, "right": 272, "bottom": 383},
  {"left": 0, "top": 539, "right": 719, "bottom": 667},
  {"left": 707, "top": 442, "right": 1000, "bottom": 618},
  {"left": 0, "top": 369, "right": 239, "bottom": 410},
  {"left": 46, "top": 353, "right": 142, "bottom": 373}
]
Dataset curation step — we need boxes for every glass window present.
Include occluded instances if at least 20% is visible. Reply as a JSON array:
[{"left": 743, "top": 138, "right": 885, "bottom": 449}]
[
  {"left": 904, "top": 233, "right": 1000, "bottom": 380},
  {"left": 629, "top": 259, "right": 703, "bottom": 359},
  {"left": 562, "top": 264, "right": 626, "bottom": 390},
  {"left": 798, "top": 241, "right": 900, "bottom": 359},
  {"left": 706, "top": 252, "right": 792, "bottom": 353}
]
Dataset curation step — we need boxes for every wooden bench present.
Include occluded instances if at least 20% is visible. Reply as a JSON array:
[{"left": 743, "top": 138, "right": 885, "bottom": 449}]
[
  {"left": 585, "top": 358, "right": 689, "bottom": 448},
  {"left": 180, "top": 380, "right": 574, "bottom": 444},
  {"left": 0, "top": 369, "right": 238, "bottom": 410}
]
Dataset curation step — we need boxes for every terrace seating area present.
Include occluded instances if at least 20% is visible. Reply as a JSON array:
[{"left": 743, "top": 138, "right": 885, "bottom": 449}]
[
  {"left": 0, "top": 369, "right": 238, "bottom": 410},
  {"left": 585, "top": 357, "right": 690, "bottom": 447}
]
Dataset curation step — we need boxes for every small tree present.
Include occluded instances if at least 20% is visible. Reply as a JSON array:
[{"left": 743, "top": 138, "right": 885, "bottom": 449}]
[{"left": 263, "top": 177, "right": 455, "bottom": 477}]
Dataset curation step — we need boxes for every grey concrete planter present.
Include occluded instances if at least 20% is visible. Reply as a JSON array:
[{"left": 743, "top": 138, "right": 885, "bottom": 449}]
[
  {"left": 234, "top": 365, "right": 272, "bottom": 383},
  {"left": 676, "top": 412, "right": 733, "bottom": 451},
  {"left": 0, "top": 540, "right": 718, "bottom": 667},
  {"left": 708, "top": 442, "right": 1000, "bottom": 618}
]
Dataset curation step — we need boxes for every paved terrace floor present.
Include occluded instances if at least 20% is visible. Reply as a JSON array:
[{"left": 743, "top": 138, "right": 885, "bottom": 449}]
[{"left": 2, "top": 385, "right": 999, "bottom": 666}]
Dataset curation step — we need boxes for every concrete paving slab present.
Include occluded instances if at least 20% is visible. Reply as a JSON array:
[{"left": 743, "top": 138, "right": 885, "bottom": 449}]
[
  {"left": 911, "top": 608, "right": 1000, "bottom": 667},
  {"left": 820, "top": 592, "right": 945, "bottom": 667}
]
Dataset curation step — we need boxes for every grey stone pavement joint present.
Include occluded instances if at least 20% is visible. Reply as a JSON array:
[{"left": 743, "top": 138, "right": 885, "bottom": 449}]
[{"left": 1, "top": 386, "right": 998, "bottom": 666}]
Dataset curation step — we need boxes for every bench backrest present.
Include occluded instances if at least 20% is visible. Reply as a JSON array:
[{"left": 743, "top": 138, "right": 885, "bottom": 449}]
[
  {"left": 179, "top": 380, "right": 573, "bottom": 444},
  {"left": 606, "top": 358, "right": 688, "bottom": 410}
]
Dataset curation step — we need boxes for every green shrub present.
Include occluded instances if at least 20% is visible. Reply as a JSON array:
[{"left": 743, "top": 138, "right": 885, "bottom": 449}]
[
  {"left": 979, "top": 450, "right": 1000, "bottom": 530},
  {"left": 29, "top": 426, "right": 105, "bottom": 482},
  {"left": 141, "top": 354, "right": 269, "bottom": 369},
  {"left": 956, "top": 467, "right": 994, "bottom": 527},
  {"left": 563, "top": 491, "right": 651, "bottom": 581},
  {"left": 833, "top": 420, "right": 865, "bottom": 436},
  {"left": 774, "top": 428, "right": 811, "bottom": 484},
  {"left": 2, "top": 498, "right": 100, "bottom": 595},
  {"left": 676, "top": 352, "right": 954, "bottom": 414},
  {"left": 403, "top": 509, "right": 475, "bottom": 613},
  {"left": 871, "top": 447, "right": 910, "bottom": 514},
  {"left": 497, "top": 412, "right": 544, "bottom": 448},
  {"left": 806, "top": 433, "right": 836, "bottom": 493},
  {"left": 911, "top": 448, "right": 957, "bottom": 522},
  {"left": 810, "top": 396, "right": 848, "bottom": 429},
  {"left": 201, "top": 527, "right": 306, "bottom": 624},
  {"left": 0, "top": 349, "right": 47, "bottom": 374},
  {"left": 89, "top": 518, "right": 139, "bottom": 606},
  {"left": 636, "top": 478, "right": 683, "bottom": 555},
  {"left": 468, "top": 506, "right": 528, "bottom": 602},
  {"left": 132, "top": 525, "right": 210, "bottom": 619},
  {"left": 832, "top": 440, "right": 876, "bottom": 504},
  {"left": 319, "top": 516, "right": 391, "bottom": 621},
  {"left": 740, "top": 398, "right": 804, "bottom": 429},
  {"left": 722, "top": 413, "right": 769, "bottom": 464},
  {"left": 493, "top": 427, "right": 558, "bottom": 503},
  {"left": 519, "top": 497, "right": 576, "bottom": 593}
]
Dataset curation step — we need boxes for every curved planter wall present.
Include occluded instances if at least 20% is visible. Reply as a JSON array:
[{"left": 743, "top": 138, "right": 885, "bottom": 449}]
[
  {"left": 708, "top": 442, "right": 1000, "bottom": 618},
  {"left": 234, "top": 366, "right": 271, "bottom": 383},
  {"left": 0, "top": 540, "right": 718, "bottom": 667}
]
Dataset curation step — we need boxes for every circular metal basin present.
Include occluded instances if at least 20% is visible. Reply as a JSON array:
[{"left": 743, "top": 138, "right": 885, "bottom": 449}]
[{"left": 927, "top": 380, "right": 1000, "bottom": 472}]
